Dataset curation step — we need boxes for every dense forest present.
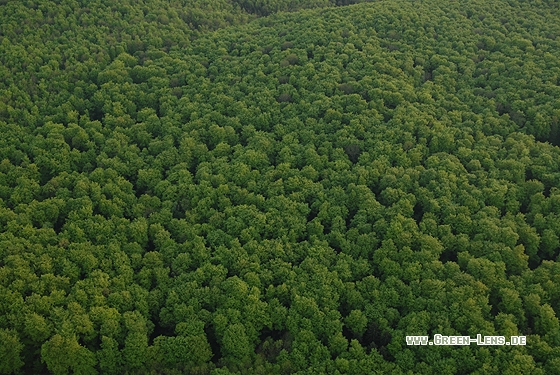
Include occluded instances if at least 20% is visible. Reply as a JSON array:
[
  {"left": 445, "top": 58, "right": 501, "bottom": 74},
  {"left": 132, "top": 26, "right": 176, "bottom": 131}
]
[{"left": 1, "top": 0, "right": 560, "bottom": 373}]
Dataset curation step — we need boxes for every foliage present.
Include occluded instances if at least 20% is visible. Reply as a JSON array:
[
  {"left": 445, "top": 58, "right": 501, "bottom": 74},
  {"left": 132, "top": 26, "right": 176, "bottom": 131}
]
[{"left": 1, "top": 0, "right": 560, "bottom": 374}]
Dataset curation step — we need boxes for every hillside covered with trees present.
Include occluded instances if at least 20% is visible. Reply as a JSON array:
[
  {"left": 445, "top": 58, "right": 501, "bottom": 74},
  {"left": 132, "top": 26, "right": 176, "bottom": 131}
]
[{"left": 1, "top": 0, "right": 560, "bottom": 374}]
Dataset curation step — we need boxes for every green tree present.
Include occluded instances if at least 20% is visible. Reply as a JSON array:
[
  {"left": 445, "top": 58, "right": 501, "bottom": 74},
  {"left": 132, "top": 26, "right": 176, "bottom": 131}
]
[
  {"left": 0, "top": 329, "right": 24, "bottom": 374},
  {"left": 41, "top": 334, "right": 97, "bottom": 375},
  {"left": 97, "top": 336, "right": 122, "bottom": 375}
]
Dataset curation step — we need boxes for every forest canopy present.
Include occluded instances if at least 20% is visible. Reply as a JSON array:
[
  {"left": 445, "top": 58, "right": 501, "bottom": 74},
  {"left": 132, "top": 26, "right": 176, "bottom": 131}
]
[{"left": 1, "top": 0, "right": 560, "bottom": 374}]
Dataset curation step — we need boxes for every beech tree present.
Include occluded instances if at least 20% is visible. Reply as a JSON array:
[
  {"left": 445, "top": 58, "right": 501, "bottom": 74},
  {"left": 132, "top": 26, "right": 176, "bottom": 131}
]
[{"left": 2, "top": 0, "right": 560, "bottom": 373}]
